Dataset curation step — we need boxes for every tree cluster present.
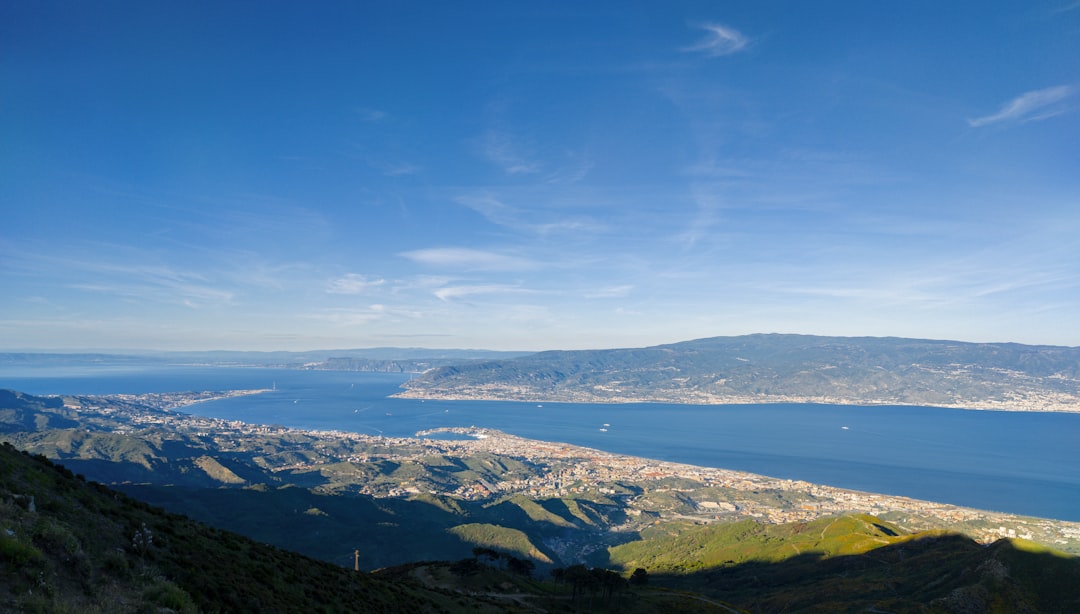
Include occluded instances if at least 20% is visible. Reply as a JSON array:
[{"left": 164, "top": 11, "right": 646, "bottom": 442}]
[
  {"left": 467, "top": 546, "right": 536, "bottom": 577},
  {"left": 550, "top": 564, "right": 635, "bottom": 606}
]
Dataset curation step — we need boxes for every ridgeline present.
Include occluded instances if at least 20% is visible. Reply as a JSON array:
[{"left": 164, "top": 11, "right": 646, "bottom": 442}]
[{"left": 397, "top": 334, "right": 1080, "bottom": 411}]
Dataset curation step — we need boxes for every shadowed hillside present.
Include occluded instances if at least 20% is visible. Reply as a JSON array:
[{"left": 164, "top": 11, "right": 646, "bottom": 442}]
[
  {"left": 644, "top": 532, "right": 1080, "bottom": 613},
  {"left": 0, "top": 441, "right": 514, "bottom": 612},
  {"left": 602, "top": 514, "right": 1080, "bottom": 612},
  {"left": 368, "top": 518, "right": 1080, "bottom": 613}
]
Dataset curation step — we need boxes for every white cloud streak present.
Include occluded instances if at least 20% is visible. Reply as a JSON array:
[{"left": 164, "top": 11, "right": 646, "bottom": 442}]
[
  {"left": 584, "top": 285, "right": 634, "bottom": 299},
  {"left": 399, "top": 247, "right": 537, "bottom": 271},
  {"left": 433, "top": 284, "right": 535, "bottom": 301},
  {"left": 326, "top": 274, "right": 385, "bottom": 295},
  {"left": 454, "top": 194, "right": 601, "bottom": 237},
  {"left": 1052, "top": 1, "right": 1080, "bottom": 14},
  {"left": 376, "top": 161, "right": 422, "bottom": 177},
  {"left": 684, "top": 23, "right": 750, "bottom": 57},
  {"left": 356, "top": 107, "right": 388, "bottom": 122},
  {"left": 482, "top": 130, "right": 540, "bottom": 174},
  {"left": 968, "top": 85, "right": 1074, "bottom": 127}
]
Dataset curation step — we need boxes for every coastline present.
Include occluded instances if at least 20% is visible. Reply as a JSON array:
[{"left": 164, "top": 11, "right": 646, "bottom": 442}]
[
  {"left": 393, "top": 388, "right": 1080, "bottom": 413},
  {"left": 19, "top": 389, "right": 1080, "bottom": 556},
  {"left": 92, "top": 389, "right": 273, "bottom": 411},
  {"left": 273, "top": 423, "right": 1080, "bottom": 554}
]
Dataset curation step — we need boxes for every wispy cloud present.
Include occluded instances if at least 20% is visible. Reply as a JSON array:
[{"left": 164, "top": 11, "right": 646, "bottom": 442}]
[
  {"left": 481, "top": 130, "right": 541, "bottom": 174},
  {"left": 675, "top": 186, "right": 723, "bottom": 250},
  {"left": 399, "top": 247, "right": 537, "bottom": 271},
  {"left": 456, "top": 194, "right": 517, "bottom": 228},
  {"left": 52, "top": 257, "right": 236, "bottom": 308},
  {"left": 307, "top": 307, "right": 386, "bottom": 326},
  {"left": 684, "top": 158, "right": 753, "bottom": 178},
  {"left": 1052, "top": 1, "right": 1080, "bottom": 14},
  {"left": 455, "top": 193, "right": 603, "bottom": 238},
  {"left": 356, "top": 107, "right": 388, "bottom": 122},
  {"left": 683, "top": 23, "right": 750, "bottom": 57},
  {"left": 584, "top": 285, "right": 634, "bottom": 299},
  {"left": 326, "top": 273, "right": 385, "bottom": 295},
  {"left": 379, "top": 162, "right": 421, "bottom": 176},
  {"left": 70, "top": 278, "right": 235, "bottom": 308},
  {"left": 968, "top": 85, "right": 1074, "bottom": 127},
  {"left": 433, "top": 284, "right": 536, "bottom": 301},
  {"left": 545, "top": 152, "right": 594, "bottom": 184}
]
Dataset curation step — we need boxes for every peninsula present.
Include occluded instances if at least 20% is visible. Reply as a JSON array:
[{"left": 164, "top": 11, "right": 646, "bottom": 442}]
[{"left": 395, "top": 334, "right": 1080, "bottom": 412}]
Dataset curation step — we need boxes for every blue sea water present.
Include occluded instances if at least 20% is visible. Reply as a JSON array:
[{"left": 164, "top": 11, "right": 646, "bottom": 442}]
[{"left": 3, "top": 365, "right": 1079, "bottom": 522}]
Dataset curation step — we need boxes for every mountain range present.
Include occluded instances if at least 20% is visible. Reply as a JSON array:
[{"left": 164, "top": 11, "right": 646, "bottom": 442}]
[{"left": 397, "top": 334, "right": 1080, "bottom": 411}]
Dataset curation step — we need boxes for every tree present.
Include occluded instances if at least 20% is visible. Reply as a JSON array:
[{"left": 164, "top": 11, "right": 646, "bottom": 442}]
[
  {"left": 450, "top": 557, "right": 481, "bottom": 576},
  {"left": 630, "top": 567, "right": 649, "bottom": 586},
  {"left": 592, "top": 568, "right": 626, "bottom": 604},
  {"left": 564, "top": 565, "right": 591, "bottom": 603},
  {"left": 472, "top": 546, "right": 500, "bottom": 566},
  {"left": 506, "top": 556, "right": 535, "bottom": 578}
]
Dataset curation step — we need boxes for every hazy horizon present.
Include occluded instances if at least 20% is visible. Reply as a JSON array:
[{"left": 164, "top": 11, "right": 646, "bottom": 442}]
[{"left": 5, "top": 331, "right": 1080, "bottom": 356}]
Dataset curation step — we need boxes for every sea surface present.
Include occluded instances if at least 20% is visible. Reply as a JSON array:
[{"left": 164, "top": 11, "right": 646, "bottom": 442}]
[{"left": 3, "top": 364, "right": 1079, "bottom": 522}]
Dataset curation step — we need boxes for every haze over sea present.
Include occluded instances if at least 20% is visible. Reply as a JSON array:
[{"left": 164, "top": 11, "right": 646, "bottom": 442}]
[{"left": 4, "top": 365, "right": 1078, "bottom": 523}]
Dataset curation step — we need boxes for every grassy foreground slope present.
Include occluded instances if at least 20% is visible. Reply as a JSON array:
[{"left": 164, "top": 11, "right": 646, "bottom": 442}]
[
  {"left": 605, "top": 515, "right": 1080, "bottom": 613},
  {"left": 0, "top": 441, "right": 508, "bottom": 613}
]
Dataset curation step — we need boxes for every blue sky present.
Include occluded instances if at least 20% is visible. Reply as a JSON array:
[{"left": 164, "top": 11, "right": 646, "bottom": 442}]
[{"left": 2, "top": 1, "right": 1079, "bottom": 351}]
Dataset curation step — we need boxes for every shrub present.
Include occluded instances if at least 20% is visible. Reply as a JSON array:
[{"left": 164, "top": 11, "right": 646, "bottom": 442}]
[
  {"left": 143, "top": 579, "right": 198, "bottom": 613},
  {"left": 0, "top": 533, "right": 45, "bottom": 565},
  {"left": 102, "top": 550, "right": 130, "bottom": 576},
  {"left": 31, "top": 519, "right": 80, "bottom": 557}
]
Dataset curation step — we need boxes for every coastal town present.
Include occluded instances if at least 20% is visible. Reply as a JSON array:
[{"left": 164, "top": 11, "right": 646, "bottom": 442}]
[{"left": 67, "top": 390, "right": 1080, "bottom": 556}]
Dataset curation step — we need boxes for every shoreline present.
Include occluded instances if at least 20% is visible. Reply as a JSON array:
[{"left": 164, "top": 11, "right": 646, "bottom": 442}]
[
  {"left": 393, "top": 389, "right": 1080, "bottom": 413},
  {"left": 282, "top": 424, "right": 1080, "bottom": 553},
  {"left": 26, "top": 390, "right": 1080, "bottom": 555},
  {"left": 92, "top": 389, "right": 272, "bottom": 411}
]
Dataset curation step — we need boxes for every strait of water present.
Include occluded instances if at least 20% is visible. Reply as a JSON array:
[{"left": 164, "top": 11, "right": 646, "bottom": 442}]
[{"left": 3, "top": 365, "right": 1079, "bottom": 522}]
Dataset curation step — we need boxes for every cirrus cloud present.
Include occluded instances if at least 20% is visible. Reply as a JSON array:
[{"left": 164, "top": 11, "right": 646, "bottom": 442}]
[
  {"left": 968, "top": 85, "right": 1074, "bottom": 127},
  {"left": 684, "top": 23, "right": 750, "bottom": 57},
  {"left": 398, "top": 247, "right": 537, "bottom": 271},
  {"left": 433, "top": 284, "right": 538, "bottom": 301},
  {"left": 327, "top": 273, "right": 385, "bottom": 295}
]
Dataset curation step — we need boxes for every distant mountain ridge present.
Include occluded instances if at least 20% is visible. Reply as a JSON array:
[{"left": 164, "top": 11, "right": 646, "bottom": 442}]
[
  {"left": 397, "top": 334, "right": 1080, "bottom": 411},
  {"left": 1, "top": 347, "right": 528, "bottom": 373}
]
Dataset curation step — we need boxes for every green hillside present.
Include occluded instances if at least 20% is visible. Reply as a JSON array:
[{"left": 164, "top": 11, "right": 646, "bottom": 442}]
[
  {"left": 447, "top": 523, "right": 554, "bottom": 564},
  {"left": 607, "top": 515, "right": 906, "bottom": 573},
  {"left": 0, "top": 441, "right": 507, "bottom": 612},
  {"left": 604, "top": 514, "right": 1080, "bottom": 612}
]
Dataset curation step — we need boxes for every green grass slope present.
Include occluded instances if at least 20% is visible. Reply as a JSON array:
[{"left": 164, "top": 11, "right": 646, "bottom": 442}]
[
  {"left": 607, "top": 515, "right": 904, "bottom": 573},
  {"left": 448, "top": 523, "right": 554, "bottom": 564},
  {"left": 606, "top": 514, "right": 1080, "bottom": 612}
]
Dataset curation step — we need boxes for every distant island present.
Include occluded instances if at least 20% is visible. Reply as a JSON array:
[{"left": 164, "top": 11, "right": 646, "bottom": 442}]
[{"left": 395, "top": 334, "right": 1080, "bottom": 412}]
